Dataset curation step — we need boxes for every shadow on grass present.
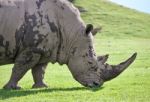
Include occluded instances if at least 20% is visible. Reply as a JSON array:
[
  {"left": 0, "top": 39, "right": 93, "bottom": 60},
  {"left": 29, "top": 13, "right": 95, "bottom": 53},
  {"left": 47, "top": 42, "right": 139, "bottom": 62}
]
[{"left": 0, "top": 86, "right": 104, "bottom": 100}]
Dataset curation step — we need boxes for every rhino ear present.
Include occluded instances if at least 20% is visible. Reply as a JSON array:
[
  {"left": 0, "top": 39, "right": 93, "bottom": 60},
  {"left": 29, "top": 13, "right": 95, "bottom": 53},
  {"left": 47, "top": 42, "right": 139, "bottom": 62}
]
[
  {"left": 85, "top": 24, "right": 93, "bottom": 35},
  {"left": 91, "top": 27, "right": 102, "bottom": 36}
]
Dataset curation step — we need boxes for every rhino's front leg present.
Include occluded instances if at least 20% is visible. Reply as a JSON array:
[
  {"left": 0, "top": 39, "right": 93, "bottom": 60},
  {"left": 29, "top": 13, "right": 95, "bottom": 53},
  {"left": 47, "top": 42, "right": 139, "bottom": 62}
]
[
  {"left": 3, "top": 49, "right": 41, "bottom": 90},
  {"left": 32, "top": 63, "right": 48, "bottom": 88}
]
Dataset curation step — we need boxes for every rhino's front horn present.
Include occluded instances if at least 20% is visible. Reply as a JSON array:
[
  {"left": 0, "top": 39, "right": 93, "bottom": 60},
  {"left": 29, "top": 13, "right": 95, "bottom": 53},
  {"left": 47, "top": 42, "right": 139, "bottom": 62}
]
[{"left": 100, "top": 53, "right": 137, "bottom": 82}]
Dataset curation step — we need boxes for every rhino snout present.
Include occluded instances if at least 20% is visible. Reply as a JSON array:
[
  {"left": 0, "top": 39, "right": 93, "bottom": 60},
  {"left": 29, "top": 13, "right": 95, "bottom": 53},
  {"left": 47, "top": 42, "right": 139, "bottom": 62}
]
[
  {"left": 76, "top": 74, "right": 104, "bottom": 88},
  {"left": 86, "top": 81, "right": 104, "bottom": 88}
]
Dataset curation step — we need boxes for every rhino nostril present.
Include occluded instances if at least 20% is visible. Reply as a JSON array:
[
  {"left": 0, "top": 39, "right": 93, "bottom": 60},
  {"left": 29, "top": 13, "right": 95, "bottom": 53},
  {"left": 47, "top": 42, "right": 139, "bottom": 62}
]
[{"left": 93, "top": 82, "right": 99, "bottom": 87}]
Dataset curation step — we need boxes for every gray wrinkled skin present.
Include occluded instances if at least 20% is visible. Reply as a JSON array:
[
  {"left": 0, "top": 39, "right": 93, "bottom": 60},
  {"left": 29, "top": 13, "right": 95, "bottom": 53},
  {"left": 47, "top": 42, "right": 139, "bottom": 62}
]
[{"left": 0, "top": 0, "right": 137, "bottom": 90}]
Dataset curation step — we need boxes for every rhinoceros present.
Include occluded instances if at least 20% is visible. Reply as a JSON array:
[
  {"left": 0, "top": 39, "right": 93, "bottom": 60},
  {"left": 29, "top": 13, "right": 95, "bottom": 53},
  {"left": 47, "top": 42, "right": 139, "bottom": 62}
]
[{"left": 0, "top": 0, "right": 137, "bottom": 90}]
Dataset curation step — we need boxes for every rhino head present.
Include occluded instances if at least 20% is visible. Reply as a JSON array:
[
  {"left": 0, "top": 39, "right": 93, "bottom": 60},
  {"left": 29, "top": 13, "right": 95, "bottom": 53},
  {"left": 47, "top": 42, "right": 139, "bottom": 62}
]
[{"left": 67, "top": 24, "right": 137, "bottom": 88}]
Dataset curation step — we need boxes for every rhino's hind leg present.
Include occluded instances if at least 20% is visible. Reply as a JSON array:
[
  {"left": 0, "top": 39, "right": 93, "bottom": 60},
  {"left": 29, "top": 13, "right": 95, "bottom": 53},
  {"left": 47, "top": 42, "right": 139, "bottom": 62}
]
[
  {"left": 3, "top": 49, "right": 41, "bottom": 90},
  {"left": 32, "top": 63, "right": 48, "bottom": 88}
]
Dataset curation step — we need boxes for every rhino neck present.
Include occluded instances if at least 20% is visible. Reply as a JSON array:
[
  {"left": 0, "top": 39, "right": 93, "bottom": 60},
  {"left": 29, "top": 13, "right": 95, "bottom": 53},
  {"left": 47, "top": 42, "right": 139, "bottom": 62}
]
[
  {"left": 54, "top": 24, "right": 84, "bottom": 65},
  {"left": 51, "top": 0, "right": 85, "bottom": 65}
]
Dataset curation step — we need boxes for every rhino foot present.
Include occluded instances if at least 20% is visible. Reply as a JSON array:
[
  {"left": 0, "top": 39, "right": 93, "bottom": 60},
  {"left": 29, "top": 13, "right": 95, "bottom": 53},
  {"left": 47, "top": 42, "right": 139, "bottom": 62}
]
[
  {"left": 32, "top": 83, "right": 48, "bottom": 88},
  {"left": 3, "top": 83, "right": 21, "bottom": 90}
]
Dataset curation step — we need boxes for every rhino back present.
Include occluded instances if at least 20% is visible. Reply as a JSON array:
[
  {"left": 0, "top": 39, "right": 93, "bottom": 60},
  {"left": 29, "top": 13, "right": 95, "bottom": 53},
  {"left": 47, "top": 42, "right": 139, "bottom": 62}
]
[
  {"left": 22, "top": 0, "right": 59, "bottom": 48},
  {"left": 0, "top": 0, "right": 84, "bottom": 65}
]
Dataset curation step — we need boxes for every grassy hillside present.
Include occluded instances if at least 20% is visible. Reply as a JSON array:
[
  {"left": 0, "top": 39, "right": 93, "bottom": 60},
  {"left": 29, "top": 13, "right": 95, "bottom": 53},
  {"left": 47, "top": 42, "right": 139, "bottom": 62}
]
[
  {"left": 76, "top": 0, "right": 150, "bottom": 39},
  {"left": 0, "top": 0, "right": 150, "bottom": 102}
]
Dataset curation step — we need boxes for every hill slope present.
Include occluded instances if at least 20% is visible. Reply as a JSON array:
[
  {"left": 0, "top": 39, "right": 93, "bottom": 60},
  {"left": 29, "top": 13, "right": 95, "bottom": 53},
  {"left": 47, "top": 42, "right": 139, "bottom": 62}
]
[{"left": 75, "top": 0, "right": 150, "bottom": 39}]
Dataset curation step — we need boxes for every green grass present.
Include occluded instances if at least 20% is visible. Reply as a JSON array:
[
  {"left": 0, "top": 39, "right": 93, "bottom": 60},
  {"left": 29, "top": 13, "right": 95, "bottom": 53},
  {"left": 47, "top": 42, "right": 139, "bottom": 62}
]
[{"left": 0, "top": 0, "right": 150, "bottom": 102}]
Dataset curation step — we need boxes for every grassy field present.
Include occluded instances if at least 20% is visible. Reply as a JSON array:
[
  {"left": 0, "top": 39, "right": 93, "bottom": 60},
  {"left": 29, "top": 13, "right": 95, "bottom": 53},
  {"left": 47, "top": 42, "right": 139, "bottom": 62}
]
[{"left": 0, "top": 0, "right": 150, "bottom": 102}]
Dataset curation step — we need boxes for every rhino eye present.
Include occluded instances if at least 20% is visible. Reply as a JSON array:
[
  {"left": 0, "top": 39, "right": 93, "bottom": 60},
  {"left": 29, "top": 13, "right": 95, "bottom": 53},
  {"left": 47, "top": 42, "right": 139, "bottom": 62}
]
[
  {"left": 89, "top": 66, "right": 98, "bottom": 72},
  {"left": 92, "top": 66, "right": 98, "bottom": 71},
  {"left": 88, "top": 61, "right": 93, "bottom": 65},
  {"left": 88, "top": 61, "right": 98, "bottom": 71}
]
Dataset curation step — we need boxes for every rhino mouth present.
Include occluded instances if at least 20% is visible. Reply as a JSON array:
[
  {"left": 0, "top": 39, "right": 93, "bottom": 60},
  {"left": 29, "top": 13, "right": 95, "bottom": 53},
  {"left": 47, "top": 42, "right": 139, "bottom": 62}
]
[
  {"left": 79, "top": 80, "right": 103, "bottom": 88},
  {"left": 86, "top": 81, "right": 103, "bottom": 88},
  {"left": 75, "top": 75, "right": 104, "bottom": 88}
]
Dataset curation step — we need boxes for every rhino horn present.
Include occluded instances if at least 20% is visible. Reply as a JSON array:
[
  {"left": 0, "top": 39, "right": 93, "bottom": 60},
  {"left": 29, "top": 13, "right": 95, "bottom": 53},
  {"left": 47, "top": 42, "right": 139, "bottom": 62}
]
[
  {"left": 100, "top": 53, "right": 137, "bottom": 81},
  {"left": 97, "top": 54, "right": 109, "bottom": 64}
]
